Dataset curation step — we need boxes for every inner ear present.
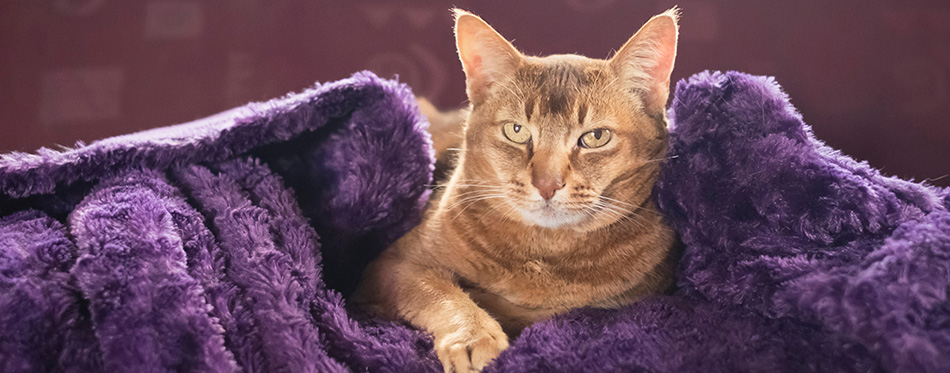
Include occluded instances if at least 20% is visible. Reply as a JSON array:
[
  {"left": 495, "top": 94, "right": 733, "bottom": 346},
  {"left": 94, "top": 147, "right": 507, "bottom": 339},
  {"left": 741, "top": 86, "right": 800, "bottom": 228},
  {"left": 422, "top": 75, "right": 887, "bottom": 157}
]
[{"left": 454, "top": 9, "right": 523, "bottom": 104}]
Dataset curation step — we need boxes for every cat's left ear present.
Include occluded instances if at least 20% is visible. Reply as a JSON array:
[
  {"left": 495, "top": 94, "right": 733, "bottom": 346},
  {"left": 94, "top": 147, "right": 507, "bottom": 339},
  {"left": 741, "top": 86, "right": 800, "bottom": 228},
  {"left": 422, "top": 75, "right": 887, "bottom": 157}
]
[{"left": 609, "top": 7, "right": 680, "bottom": 115}]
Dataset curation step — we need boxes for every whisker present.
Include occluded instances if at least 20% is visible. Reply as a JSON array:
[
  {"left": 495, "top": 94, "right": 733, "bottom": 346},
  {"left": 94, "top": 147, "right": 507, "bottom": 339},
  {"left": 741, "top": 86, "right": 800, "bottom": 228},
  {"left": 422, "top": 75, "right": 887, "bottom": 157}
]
[
  {"left": 444, "top": 190, "right": 504, "bottom": 205},
  {"left": 500, "top": 204, "right": 520, "bottom": 223},
  {"left": 593, "top": 199, "right": 645, "bottom": 229},
  {"left": 451, "top": 184, "right": 509, "bottom": 188},
  {"left": 484, "top": 200, "right": 517, "bottom": 222},
  {"left": 641, "top": 155, "right": 679, "bottom": 164},
  {"left": 451, "top": 195, "right": 507, "bottom": 221},
  {"left": 453, "top": 178, "right": 507, "bottom": 184},
  {"left": 597, "top": 195, "right": 644, "bottom": 210},
  {"left": 443, "top": 193, "right": 504, "bottom": 209},
  {"left": 443, "top": 192, "right": 508, "bottom": 212},
  {"left": 449, "top": 188, "right": 508, "bottom": 199},
  {"left": 451, "top": 180, "right": 508, "bottom": 188}
]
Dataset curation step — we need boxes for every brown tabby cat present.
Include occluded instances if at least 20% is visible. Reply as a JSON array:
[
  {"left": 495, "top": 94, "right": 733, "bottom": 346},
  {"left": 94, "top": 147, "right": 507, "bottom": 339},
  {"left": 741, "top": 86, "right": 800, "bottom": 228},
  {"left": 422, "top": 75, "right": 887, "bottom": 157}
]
[{"left": 354, "top": 8, "right": 680, "bottom": 372}]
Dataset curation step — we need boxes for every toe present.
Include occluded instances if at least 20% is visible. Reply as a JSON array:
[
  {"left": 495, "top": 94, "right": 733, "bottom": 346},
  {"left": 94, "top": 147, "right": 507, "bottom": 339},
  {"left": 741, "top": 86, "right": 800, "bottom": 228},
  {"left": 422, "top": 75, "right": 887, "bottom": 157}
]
[
  {"left": 469, "top": 335, "right": 508, "bottom": 371},
  {"left": 449, "top": 344, "right": 472, "bottom": 372}
]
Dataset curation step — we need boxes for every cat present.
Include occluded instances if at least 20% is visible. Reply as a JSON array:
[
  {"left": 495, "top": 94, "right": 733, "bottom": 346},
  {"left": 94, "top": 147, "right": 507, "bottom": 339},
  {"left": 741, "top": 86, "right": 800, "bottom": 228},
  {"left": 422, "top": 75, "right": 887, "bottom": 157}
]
[{"left": 354, "top": 8, "right": 680, "bottom": 372}]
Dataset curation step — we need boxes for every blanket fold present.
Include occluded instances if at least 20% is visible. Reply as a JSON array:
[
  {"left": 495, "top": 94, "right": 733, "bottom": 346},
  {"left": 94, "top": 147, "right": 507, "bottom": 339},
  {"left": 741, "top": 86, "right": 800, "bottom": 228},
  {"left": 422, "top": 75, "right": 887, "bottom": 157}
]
[
  {"left": 0, "top": 210, "right": 101, "bottom": 372},
  {"left": 1, "top": 70, "right": 947, "bottom": 372},
  {"left": 69, "top": 169, "right": 239, "bottom": 372},
  {"left": 654, "top": 71, "right": 949, "bottom": 372},
  {"left": 2, "top": 71, "right": 439, "bottom": 372}
]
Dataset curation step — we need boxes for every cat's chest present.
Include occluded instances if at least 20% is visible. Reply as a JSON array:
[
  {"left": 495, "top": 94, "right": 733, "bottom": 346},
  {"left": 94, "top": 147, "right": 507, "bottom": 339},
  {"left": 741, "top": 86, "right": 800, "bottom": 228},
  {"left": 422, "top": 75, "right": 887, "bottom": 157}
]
[
  {"left": 461, "top": 253, "right": 628, "bottom": 310},
  {"left": 441, "top": 220, "right": 645, "bottom": 309}
]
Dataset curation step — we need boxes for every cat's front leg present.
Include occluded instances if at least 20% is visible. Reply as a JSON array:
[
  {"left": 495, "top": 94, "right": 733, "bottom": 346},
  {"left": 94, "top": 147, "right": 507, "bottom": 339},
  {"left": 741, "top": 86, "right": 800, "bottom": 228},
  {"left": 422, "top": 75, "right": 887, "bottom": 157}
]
[{"left": 356, "top": 250, "right": 508, "bottom": 372}]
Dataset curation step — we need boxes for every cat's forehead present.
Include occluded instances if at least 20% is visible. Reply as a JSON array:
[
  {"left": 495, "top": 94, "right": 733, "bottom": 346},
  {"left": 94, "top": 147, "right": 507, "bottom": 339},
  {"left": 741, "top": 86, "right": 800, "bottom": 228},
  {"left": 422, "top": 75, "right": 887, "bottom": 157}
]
[
  {"left": 517, "top": 55, "right": 610, "bottom": 90},
  {"left": 512, "top": 55, "right": 616, "bottom": 120}
]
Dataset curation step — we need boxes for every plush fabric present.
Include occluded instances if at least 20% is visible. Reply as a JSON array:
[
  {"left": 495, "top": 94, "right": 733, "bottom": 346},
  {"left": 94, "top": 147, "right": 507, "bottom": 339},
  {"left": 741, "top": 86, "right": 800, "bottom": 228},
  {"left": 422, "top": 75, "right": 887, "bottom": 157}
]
[
  {"left": 655, "top": 71, "right": 950, "bottom": 372},
  {"left": 1, "top": 70, "right": 947, "bottom": 372},
  {"left": 1, "top": 71, "right": 438, "bottom": 372}
]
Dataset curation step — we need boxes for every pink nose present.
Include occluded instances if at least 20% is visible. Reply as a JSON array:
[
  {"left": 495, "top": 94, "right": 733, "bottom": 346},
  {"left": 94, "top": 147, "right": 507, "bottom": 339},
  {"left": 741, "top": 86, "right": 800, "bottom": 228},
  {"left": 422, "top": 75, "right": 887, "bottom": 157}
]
[{"left": 532, "top": 177, "right": 565, "bottom": 200}]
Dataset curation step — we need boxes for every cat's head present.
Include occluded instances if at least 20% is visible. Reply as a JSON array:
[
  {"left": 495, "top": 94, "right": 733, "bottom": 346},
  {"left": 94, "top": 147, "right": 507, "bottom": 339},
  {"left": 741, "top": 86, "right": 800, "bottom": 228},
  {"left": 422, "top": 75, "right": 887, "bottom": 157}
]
[{"left": 450, "top": 8, "right": 679, "bottom": 231}]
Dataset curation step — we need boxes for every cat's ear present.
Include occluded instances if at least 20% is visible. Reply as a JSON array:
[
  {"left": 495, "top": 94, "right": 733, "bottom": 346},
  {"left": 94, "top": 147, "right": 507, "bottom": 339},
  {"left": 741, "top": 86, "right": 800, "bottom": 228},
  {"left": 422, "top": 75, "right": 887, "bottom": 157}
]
[
  {"left": 609, "top": 7, "right": 680, "bottom": 115},
  {"left": 454, "top": 9, "right": 523, "bottom": 104}
]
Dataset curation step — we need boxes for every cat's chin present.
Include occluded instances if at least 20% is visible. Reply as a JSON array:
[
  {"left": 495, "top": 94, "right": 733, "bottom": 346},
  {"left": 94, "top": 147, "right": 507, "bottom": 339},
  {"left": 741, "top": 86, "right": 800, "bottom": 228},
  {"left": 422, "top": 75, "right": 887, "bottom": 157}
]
[{"left": 518, "top": 205, "right": 588, "bottom": 230}]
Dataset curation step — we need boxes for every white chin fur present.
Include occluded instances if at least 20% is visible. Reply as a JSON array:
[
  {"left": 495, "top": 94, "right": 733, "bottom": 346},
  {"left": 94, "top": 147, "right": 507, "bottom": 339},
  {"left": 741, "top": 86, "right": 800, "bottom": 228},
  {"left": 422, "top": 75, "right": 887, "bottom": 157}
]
[{"left": 519, "top": 207, "right": 586, "bottom": 229}]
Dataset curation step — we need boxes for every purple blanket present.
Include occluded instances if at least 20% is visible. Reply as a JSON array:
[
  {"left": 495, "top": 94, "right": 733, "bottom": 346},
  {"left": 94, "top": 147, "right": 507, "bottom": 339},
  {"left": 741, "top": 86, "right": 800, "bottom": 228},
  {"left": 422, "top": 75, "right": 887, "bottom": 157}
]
[{"left": 1, "top": 71, "right": 947, "bottom": 372}]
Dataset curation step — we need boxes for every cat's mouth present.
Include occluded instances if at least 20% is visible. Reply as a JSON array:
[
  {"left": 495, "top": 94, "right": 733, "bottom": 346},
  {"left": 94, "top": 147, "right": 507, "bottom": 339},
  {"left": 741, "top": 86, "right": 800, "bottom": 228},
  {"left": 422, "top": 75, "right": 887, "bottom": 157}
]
[{"left": 518, "top": 201, "right": 588, "bottom": 229}]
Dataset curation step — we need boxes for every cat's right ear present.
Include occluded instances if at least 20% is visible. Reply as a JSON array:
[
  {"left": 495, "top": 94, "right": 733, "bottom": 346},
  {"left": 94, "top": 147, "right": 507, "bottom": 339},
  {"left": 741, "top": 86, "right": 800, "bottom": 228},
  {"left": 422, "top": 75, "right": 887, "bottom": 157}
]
[{"left": 453, "top": 9, "right": 523, "bottom": 105}]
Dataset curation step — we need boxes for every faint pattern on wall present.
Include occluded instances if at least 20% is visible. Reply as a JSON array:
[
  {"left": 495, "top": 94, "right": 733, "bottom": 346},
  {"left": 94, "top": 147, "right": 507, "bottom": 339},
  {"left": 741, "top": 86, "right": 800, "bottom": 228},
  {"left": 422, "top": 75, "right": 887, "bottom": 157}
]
[{"left": 1, "top": 0, "right": 948, "bottom": 186}]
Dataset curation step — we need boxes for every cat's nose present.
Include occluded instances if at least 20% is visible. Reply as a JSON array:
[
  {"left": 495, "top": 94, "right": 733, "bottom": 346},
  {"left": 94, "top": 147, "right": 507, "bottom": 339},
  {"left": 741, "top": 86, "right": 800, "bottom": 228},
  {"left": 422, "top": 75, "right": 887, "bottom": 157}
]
[{"left": 532, "top": 177, "right": 565, "bottom": 200}]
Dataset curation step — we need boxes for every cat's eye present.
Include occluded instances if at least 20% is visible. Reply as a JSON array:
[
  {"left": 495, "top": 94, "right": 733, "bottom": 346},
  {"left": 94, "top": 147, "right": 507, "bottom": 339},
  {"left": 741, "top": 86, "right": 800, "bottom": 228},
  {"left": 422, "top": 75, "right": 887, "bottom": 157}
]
[
  {"left": 503, "top": 122, "right": 531, "bottom": 144},
  {"left": 579, "top": 129, "right": 612, "bottom": 148}
]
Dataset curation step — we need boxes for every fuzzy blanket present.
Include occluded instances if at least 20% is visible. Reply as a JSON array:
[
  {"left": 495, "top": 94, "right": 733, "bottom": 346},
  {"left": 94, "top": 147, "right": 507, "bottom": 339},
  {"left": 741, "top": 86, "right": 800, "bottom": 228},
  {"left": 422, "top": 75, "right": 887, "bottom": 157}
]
[{"left": 1, "top": 71, "right": 948, "bottom": 372}]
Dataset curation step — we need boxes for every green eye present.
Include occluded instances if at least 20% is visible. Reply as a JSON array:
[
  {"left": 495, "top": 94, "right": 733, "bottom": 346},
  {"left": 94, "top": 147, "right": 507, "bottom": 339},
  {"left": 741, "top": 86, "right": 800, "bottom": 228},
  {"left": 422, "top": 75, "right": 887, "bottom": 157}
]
[
  {"left": 503, "top": 122, "right": 531, "bottom": 144},
  {"left": 579, "top": 129, "right": 612, "bottom": 148}
]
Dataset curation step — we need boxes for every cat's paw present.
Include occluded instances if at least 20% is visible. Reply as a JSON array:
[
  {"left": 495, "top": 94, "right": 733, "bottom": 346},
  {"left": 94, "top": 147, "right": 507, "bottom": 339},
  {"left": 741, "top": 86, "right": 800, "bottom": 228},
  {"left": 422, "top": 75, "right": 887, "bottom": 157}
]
[{"left": 435, "top": 325, "right": 509, "bottom": 372}]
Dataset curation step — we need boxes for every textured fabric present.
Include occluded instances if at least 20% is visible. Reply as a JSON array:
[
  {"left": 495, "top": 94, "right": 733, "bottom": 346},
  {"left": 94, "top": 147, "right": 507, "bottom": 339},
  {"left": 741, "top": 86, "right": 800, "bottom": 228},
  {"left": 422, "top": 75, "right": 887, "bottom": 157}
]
[
  {"left": 655, "top": 71, "right": 950, "bottom": 372},
  {"left": 1, "top": 71, "right": 438, "bottom": 372},
  {"left": 2, "top": 71, "right": 947, "bottom": 372}
]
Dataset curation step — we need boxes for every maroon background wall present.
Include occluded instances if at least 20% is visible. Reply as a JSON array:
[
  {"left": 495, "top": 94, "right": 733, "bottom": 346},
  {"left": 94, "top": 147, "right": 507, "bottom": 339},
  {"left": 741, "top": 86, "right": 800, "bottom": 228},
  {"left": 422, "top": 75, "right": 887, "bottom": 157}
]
[{"left": 2, "top": 0, "right": 948, "bottom": 186}]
